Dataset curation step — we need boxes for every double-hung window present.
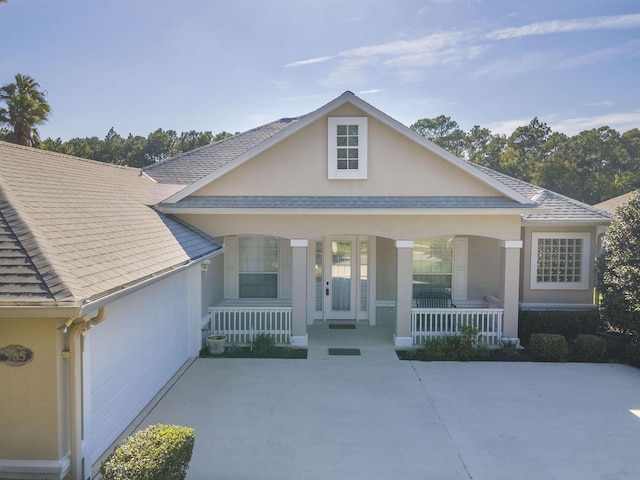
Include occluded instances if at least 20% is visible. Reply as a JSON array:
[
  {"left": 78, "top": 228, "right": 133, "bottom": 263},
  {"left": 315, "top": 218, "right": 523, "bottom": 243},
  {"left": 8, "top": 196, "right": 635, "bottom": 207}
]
[
  {"left": 328, "top": 117, "right": 368, "bottom": 179},
  {"left": 238, "top": 236, "right": 279, "bottom": 298},
  {"left": 412, "top": 237, "right": 454, "bottom": 297},
  {"left": 530, "top": 232, "right": 590, "bottom": 289}
]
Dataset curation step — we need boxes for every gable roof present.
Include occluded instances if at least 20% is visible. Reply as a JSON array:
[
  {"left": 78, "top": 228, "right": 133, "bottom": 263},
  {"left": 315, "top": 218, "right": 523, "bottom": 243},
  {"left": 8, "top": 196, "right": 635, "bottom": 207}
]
[
  {"left": 0, "top": 141, "right": 222, "bottom": 307},
  {"left": 144, "top": 91, "right": 610, "bottom": 224},
  {"left": 145, "top": 92, "right": 534, "bottom": 206}
]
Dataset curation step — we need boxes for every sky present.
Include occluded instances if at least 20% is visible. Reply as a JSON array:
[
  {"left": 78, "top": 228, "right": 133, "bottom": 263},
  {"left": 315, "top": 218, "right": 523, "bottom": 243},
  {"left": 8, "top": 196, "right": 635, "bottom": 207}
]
[{"left": 1, "top": 0, "right": 639, "bottom": 141}]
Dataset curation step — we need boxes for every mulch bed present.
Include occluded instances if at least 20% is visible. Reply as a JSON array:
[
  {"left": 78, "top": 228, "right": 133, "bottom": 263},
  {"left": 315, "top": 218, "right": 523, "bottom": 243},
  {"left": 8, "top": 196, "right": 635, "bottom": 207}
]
[{"left": 200, "top": 347, "right": 307, "bottom": 359}]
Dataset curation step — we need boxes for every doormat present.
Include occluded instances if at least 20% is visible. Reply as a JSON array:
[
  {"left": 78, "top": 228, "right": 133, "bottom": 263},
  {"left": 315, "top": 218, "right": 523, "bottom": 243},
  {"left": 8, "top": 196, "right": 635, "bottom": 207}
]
[
  {"left": 328, "top": 348, "right": 361, "bottom": 356},
  {"left": 329, "top": 324, "right": 356, "bottom": 329}
]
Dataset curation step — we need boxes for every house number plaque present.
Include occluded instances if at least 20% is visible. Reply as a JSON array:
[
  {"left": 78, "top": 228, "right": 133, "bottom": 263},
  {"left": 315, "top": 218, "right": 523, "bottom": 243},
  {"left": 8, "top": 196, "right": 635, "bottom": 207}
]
[{"left": 0, "top": 344, "right": 34, "bottom": 367}]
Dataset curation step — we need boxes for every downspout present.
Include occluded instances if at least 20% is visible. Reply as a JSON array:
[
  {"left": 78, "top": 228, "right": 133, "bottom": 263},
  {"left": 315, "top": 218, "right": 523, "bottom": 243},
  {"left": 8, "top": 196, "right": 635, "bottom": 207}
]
[{"left": 66, "top": 307, "right": 106, "bottom": 480}]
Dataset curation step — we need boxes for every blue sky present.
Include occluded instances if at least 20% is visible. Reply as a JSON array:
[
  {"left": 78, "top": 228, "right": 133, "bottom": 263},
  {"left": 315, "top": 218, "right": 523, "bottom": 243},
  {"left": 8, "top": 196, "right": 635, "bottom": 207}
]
[{"left": 1, "top": 0, "right": 639, "bottom": 141}]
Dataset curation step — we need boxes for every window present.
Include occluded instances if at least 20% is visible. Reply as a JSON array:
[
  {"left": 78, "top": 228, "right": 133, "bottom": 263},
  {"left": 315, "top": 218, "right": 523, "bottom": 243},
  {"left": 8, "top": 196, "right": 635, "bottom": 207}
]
[
  {"left": 328, "top": 117, "right": 368, "bottom": 179},
  {"left": 413, "top": 237, "right": 454, "bottom": 297},
  {"left": 238, "top": 236, "right": 279, "bottom": 298},
  {"left": 530, "top": 232, "right": 590, "bottom": 290}
]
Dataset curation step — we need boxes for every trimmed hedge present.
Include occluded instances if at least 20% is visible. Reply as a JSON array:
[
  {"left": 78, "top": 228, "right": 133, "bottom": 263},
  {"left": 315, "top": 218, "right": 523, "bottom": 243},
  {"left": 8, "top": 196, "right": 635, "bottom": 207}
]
[
  {"left": 574, "top": 334, "right": 607, "bottom": 362},
  {"left": 529, "top": 333, "right": 569, "bottom": 362},
  {"left": 100, "top": 424, "right": 195, "bottom": 480},
  {"left": 518, "top": 310, "right": 601, "bottom": 347}
]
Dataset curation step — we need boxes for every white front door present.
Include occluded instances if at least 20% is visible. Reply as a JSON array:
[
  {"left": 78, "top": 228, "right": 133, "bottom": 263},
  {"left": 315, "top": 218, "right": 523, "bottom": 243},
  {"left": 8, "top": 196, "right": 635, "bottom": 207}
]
[{"left": 324, "top": 237, "right": 357, "bottom": 320}]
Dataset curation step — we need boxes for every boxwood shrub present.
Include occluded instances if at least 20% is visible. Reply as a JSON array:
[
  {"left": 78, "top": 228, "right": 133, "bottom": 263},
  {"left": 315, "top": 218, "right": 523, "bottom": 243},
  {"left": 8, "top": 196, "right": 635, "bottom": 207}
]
[
  {"left": 574, "top": 334, "right": 607, "bottom": 362},
  {"left": 529, "top": 333, "right": 569, "bottom": 362},
  {"left": 518, "top": 309, "right": 601, "bottom": 347},
  {"left": 100, "top": 424, "right": 195, "bottom": 480}
]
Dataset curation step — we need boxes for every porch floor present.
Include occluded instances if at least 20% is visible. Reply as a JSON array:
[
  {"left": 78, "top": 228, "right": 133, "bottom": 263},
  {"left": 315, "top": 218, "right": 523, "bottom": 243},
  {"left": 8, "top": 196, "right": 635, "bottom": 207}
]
[{"left": 307, "top": 323, "right": 395, "bottom": 348}]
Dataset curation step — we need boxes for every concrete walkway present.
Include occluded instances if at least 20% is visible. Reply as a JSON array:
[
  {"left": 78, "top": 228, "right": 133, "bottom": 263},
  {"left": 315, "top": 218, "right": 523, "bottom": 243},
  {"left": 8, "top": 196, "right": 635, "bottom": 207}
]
[{"left": 132, "top": 350, "right": 640, "bottom": 480}]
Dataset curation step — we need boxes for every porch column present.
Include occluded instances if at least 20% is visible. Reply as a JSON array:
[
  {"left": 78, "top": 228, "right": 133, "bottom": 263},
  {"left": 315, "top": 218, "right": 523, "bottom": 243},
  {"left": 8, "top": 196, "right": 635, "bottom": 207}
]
[
  {"left": 395, "top": 240, "right": 414, "bottom": 347},
  {"left": 501, "top": 240, "right": 523, "bottom": 340},
  {"left": 290, "top": 239, "right": 308, "bottom": 346}
]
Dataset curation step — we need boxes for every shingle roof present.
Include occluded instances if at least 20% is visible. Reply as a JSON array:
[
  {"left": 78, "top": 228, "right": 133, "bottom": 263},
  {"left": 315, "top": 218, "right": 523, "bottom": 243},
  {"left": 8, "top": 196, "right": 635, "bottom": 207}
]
[
  {"left": 0, "top": 141, "right": 222, "bottom": 306},
  {"left": 143, "top": 117, "right": 303, "bottom": 185},
  {"left": 469, "top": 163, "right": 612, "bottom": 223},
  {"left": 143, "top": 93, "right": 611, "bottom": 224},
  {"left": 160, "top": 196, "right": 534, "bottom": 210},
  {"left": 593, "top": 191, "right": 638, "bottom": 215}
]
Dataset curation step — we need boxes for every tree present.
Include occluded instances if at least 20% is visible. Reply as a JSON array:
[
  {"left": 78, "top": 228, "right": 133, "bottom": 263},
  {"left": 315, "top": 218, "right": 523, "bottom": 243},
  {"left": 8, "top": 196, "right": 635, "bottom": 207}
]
[
  {"left": 0, "top": 73, "right": 51, "bottom": 146},
  {"left": 410, "top": 115, "right": 467, "bottom": 157},
  {"left": 598, "top": 191, "right": 640, "bottom": 338},
  {"left": 465, "top": 125, "right": 506, "bottom": 170}
]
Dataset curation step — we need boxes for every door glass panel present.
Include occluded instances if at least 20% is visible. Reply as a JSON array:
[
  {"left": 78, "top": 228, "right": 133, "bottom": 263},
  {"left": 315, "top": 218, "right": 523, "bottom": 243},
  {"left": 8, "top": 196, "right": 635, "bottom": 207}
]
[
  {"left": 360, "top": 241, "right": 368, "bottom": 312},
  {"left": 315, "top": 241, "right": 323, "bottom": 312},
  {"left": 331, "top": 241, "right": 351, "bottom": 311}
]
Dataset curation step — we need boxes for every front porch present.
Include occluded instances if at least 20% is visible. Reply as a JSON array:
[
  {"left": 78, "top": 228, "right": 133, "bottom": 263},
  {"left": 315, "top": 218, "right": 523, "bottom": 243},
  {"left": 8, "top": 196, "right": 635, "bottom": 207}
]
[
  {"left": 208, "top": 304, "right": 505, "bottom": 347},
  {"left": 203, "top": 233, "right": 521, "bottom": 348}
]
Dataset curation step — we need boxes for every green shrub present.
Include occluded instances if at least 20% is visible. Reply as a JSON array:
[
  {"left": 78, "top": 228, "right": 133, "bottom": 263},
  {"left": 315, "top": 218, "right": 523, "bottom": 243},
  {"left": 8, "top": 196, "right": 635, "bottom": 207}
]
[
  {"left": 420, "top": 326, "right": 481, "bottom": 361},
  {"left": 529, "top": 333, "right": 569, "bottom": 362},
  {"left": 251, "top": 333, "right": 277, "bottom": 357},
  {"left": 99, "top": 424, "right": 195, "bottom": 480},
  {"left": 625, "top": 340, "right": 640, "bottom": 367},
  {"left": 574, "top": 334, "right": 607, "bottom": 362},
  {"left": 518, "top": 310, "right": 601, "bottom": 347}
]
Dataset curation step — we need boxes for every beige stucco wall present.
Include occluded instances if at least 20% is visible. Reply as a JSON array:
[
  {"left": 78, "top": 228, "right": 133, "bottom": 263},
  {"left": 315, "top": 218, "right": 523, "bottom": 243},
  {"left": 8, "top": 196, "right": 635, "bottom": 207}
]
[
  {"left": 0, "top": 317, "right": 68, "bottom": 461},
  {"left": 202, "top": 252, "right": 224, "bottom": 315},
  {"left": 179, "top": 213, "right": 523, "bottom": 242},
  {"left": 520, "top": 225, "right": 597, "bottom": 305},
  {"left": 192, "top": 104, "right": 503, "bottom": 198}
]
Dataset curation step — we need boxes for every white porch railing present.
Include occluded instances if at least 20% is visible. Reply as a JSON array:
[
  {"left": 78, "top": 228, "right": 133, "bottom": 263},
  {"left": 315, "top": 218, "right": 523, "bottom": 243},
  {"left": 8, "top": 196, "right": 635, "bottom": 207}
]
[
  {"left": 209, "top": 307, "right": 292, "bottom": 345},
  {"left": 411, "top": 308, "right": 504, "bottom": 346}
]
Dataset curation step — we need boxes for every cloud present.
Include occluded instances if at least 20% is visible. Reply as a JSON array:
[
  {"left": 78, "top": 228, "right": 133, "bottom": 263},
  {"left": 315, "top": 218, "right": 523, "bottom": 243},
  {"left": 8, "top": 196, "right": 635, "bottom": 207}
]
[
  {"left": 471, "top": 51, "right": 558, "bottom": 78},
  {"left": 488, "top": 13, "right": 640, "bottom": 40},
  {"left": 357, "top": 89, "right": 383, "bottom": 95},
  {"left": 285, "top": 56, "right": 332, "bottom": 68},
  {"left": 549, "top": 109, "right": 640, "bottom": 135},
  {"left": 554, "top": 41, "right": 640, "bottom": 69}
]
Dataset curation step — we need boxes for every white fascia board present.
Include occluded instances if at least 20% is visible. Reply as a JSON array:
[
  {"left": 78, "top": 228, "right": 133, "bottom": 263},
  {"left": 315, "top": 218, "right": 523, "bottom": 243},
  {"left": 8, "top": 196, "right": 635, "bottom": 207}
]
[
  {"left": 156, "top": 206, "right": 539, "bottom": 216},
  {"left": 164, "top": 91, "right": 534, "bottom": 206},
  {"left": 522, "top": 219, "right": 612, "bottom": 227}
]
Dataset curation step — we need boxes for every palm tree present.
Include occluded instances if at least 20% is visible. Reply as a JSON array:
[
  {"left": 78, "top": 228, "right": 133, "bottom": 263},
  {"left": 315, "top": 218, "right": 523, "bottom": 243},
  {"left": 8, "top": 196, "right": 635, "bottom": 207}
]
[{"left": 0, "top": 74, "right": 51, "bottom": 147}]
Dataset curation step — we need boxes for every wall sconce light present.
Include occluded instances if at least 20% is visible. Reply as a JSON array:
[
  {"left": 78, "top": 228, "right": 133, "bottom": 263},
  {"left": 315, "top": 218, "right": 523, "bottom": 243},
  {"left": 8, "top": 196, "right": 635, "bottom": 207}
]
[{"left": 201, "top": 260, "right": 211, "bottom": 272}]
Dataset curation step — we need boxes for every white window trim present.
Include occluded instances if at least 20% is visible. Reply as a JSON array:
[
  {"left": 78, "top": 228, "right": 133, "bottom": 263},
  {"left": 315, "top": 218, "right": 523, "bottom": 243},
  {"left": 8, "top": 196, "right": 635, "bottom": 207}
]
[
  {"left": 530, "top": 232, "right": 591, "bottom": 290},
  {"left": 328, "top": 117, "right": 368, "bottom": 179}
]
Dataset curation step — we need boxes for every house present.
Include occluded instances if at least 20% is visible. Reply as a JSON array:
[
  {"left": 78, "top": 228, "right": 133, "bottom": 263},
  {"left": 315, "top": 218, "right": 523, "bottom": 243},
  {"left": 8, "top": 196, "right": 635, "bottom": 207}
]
[
  {"left": 0, "top": 144, "right": 222, "bottom": 480},
  {"left": 0, "top": 91, "right": 611, "bottom": 480},
  {"left": 593, "top": 190, "right": 638, "bottom": 215}
]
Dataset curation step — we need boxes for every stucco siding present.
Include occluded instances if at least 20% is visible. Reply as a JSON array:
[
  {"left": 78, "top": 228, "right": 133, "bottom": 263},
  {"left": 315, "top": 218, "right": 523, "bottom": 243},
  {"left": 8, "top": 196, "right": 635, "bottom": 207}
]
[
  {"left": 520, "top": 226, "right": 597, "bottom": 306},
  {"left": 467, "top": 236, "right": 502, "bottom": 301},
  {"left": 87, "top": 268, "right": 194, "bottom": 465},
  {"left": 178, "top": 213, "right": 522, "bottom": 242},
  {"left": 191, "top": 104, "right": 502, "bottom": 199},
  {"left": 0, "top": 318, "right": 67, "bottom": 460}
]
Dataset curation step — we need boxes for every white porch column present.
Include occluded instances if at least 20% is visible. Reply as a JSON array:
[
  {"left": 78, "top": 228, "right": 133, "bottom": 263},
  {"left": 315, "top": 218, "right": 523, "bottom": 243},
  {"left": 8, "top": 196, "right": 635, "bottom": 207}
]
[
  {"left": 290, "top": 239, "right": 308, "bottom": 346},
  {"left": 500, "top": 240, "right": 523, "bottom": 340},
  {"left": 395, "top": 240, "right": 414, "bottom": 347}
]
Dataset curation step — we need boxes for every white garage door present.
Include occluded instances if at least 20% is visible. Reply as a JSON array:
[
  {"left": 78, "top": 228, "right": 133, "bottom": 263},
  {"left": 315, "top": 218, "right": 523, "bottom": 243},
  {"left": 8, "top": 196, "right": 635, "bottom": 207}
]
[{"left": 86, "top": 267, "right": 199, "bottom": 465}]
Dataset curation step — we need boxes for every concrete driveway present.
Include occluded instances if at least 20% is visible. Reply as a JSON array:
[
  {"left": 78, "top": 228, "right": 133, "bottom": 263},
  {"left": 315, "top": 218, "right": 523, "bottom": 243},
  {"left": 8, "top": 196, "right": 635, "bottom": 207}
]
[{"left": 130, "top": 349, "right": 640, "bottom": 480}]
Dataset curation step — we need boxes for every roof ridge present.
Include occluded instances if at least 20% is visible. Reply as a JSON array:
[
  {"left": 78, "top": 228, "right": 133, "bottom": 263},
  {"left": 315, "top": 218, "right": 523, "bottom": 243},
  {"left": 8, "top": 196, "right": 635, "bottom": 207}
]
[{"left": 0, "top": 140, "right": 141, "bottom": 172}]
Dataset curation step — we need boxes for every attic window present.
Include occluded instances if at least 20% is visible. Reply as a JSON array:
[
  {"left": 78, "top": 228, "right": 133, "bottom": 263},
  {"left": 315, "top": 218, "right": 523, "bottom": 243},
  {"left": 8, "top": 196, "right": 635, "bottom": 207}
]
[{"left": 328, "top": 117, "right": 368, "bottom": 179}]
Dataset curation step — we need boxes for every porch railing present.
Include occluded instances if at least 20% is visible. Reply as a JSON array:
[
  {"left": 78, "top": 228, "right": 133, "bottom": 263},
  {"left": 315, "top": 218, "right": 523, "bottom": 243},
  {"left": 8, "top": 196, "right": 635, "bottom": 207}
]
[
  {"left": 209, "top": 306, "right": 292, "bottom": 345},
  {"left": 411, "top": 308, "right": 504, "bottom": 346}
]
